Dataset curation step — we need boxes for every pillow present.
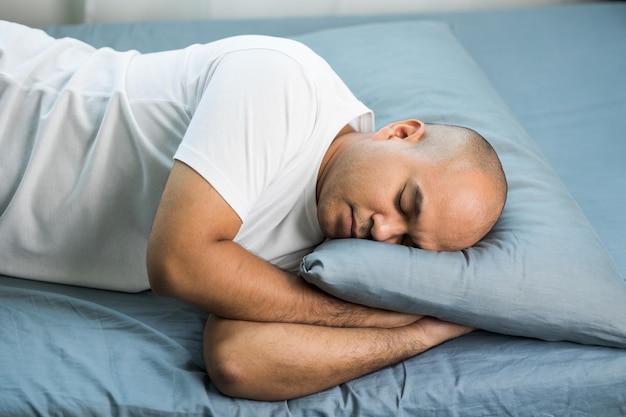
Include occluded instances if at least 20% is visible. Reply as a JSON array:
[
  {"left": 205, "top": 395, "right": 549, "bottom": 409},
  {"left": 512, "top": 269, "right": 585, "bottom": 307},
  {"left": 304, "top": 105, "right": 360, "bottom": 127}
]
[{"left": 295, "top": 21, "right": 626, "bottom": 348}]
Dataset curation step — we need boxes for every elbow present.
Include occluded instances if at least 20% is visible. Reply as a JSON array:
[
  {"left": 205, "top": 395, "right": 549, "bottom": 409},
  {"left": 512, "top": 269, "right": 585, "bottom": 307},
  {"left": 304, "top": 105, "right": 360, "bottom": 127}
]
[
  {"left": 146, "top": 240, "right": 182, "bottom": 298},
  {"left": 146, "top": 258, "right": 174, "bottom": 298},
  {"left": 147, "top": 269, "right": 173, "bottom": 298},
  {"left": 203, "top": 317, "right": 303, "bottom": 401},
  {"left": 203, "top": 318, "right": 271, "bottom": 401},
  {"left": 206, "top": 350, "right": 248, "bottom": 399},
  {"left": 203, "top": 319, "right": 246, "bottom": 398}
]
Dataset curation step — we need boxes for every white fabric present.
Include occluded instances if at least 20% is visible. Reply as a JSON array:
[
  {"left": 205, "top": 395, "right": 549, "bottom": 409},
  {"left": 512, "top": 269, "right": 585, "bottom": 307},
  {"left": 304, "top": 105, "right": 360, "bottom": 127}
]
[{"left": 0, "top": 21, "right": 372, "bottom": 291}]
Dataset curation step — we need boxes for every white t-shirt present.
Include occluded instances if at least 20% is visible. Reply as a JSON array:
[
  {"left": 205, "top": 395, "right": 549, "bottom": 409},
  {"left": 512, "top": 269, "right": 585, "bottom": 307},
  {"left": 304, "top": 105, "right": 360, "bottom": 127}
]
[{"left": 0, "top": 21, "right": 373, "bottom": 291}]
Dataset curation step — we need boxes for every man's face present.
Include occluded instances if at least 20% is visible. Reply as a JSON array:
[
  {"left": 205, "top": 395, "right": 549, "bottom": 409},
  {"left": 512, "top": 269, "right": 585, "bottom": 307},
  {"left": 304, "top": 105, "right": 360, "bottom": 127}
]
[{"left": 316, "top": 135, "right": 496, "bottom": 251}]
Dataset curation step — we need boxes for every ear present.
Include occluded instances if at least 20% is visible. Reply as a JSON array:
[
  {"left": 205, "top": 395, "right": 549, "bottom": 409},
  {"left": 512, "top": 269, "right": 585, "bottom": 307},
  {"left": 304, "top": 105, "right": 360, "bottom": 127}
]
[{"left": 377, "top": 119, "right": 425, "bottom": 142}]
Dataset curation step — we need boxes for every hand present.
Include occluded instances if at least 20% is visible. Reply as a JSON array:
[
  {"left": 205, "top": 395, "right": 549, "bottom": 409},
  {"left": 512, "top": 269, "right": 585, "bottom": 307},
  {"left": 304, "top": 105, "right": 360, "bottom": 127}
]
[
  {"left": 407, "top": 316, "right": 475, "bottom": 349},
  {"left": 364, "top": 309, "right": 424, "bottom": 329}
]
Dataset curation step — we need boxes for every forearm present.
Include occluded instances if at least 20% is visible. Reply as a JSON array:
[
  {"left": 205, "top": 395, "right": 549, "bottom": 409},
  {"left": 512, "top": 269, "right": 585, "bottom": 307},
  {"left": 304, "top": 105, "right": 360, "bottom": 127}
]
[
  {"left": 148, "top": 238, "right": 413, "bottom": 328},
  {"left": 204, "top": 315, "right": 473, "bottom": 401}
]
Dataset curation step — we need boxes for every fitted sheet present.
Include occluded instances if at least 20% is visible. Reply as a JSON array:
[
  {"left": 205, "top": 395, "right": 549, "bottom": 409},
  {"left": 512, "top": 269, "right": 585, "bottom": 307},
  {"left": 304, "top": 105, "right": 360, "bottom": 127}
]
[{"left": 1, "top": 2, "right": 625, "bottom": 416}]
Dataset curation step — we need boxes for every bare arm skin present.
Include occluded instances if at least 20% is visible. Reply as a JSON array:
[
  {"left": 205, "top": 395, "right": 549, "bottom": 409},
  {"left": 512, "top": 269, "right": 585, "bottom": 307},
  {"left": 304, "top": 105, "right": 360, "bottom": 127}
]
[
  {"left": 148, "top": 161, "right": 473, "bottom": 400},
  {"left": 204, "top": 315, "right": 473, "bottom": 401},
  {"left": 147, "top": 161, "right": 417, "bottom": 328}
]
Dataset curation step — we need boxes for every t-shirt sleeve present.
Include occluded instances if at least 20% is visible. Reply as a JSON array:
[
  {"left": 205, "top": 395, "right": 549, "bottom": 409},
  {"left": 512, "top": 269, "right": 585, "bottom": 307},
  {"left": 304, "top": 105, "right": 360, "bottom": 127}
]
[{"left": 174, "top": 49, "right": 316, "bottom": 221}]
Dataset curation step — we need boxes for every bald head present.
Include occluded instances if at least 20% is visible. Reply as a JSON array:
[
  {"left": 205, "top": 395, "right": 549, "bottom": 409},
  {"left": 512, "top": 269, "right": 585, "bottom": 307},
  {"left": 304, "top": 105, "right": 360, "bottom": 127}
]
[{"left": 413, "top": 123, "right": 507, "bottom": 249}]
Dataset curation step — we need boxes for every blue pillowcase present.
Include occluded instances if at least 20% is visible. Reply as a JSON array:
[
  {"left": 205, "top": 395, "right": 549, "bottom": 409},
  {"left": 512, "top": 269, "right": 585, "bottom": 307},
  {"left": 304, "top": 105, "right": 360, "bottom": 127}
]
[{"left": 296, "top": 22, "right": 626, "bottom": 347}]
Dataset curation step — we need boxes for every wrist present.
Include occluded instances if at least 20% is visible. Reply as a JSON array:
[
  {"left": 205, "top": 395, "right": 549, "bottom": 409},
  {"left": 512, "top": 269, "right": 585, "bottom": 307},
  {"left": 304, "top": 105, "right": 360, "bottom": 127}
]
[{"left": 303, "top": 284, "right": 418, "bottom": 328}]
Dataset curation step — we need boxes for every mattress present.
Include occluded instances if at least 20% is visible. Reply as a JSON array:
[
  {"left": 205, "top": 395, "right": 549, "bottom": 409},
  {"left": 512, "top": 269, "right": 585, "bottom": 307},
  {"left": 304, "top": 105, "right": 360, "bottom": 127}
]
[{"left": 1, "top": 2, "right": 625, "bottom": 416}]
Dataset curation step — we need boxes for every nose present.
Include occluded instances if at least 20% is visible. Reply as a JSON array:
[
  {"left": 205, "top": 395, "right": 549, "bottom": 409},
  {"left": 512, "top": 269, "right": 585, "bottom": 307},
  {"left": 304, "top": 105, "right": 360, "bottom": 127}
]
[{"left": 370, "top": 213, "right": 406, "bottom": 244}]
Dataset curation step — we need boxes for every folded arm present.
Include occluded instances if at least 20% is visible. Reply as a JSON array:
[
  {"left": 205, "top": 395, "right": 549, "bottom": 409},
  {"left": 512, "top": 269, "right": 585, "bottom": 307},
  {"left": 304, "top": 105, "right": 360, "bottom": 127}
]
[
  {"left": 147, "top": 161, "right": 473, "bottom": 400},
  {"left": 204, "top": 315, "right": 472, "bottom": 401},
  {"left": 147, "top": 160, "right": 416, "bottom": 328}
]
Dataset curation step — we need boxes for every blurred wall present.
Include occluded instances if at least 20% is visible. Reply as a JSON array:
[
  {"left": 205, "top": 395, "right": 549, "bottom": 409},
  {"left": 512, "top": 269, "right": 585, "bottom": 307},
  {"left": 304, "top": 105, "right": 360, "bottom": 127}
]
[
  {"left": 1, "top": 0, "right": 591, "bottom": 27},
  {"left": 0, "top": 0, "right": 84, "bottom": 26}
]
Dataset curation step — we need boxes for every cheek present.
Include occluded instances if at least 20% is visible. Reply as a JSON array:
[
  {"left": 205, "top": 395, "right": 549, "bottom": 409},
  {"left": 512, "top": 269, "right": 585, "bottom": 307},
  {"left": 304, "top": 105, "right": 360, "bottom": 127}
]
[
  {"left": 324, "top": 163, "right": 361, "bottom": 201},
  {"left": 316, "top": 183, "right": 344, "bottom": 236},
  {"left": 316, "top": 205, "right": 333, "bottom": 237},
  {"left": 320, "top": 146, "right": 400, "bottom": 211}
]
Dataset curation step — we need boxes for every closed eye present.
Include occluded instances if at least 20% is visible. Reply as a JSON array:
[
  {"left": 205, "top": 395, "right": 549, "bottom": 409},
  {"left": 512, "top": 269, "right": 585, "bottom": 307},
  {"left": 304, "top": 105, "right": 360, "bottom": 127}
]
[
  {"left": 402, "top": 183, "right": 424, "bottom": 248},
  {"left": 414, "top": 184, "right": 423, "bottom": 220},
  {"left": 398, "top": 184, "right": 407, "bottom": 216}
]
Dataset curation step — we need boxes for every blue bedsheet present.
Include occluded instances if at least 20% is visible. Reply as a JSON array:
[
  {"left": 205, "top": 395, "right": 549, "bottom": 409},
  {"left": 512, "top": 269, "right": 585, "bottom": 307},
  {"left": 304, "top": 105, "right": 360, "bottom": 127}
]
[
  {"left": 1, "top": 2, "right": 625, "bottom": 416},
  {"left": 2, "top": 275, "right": 625, "bottom": 416}
]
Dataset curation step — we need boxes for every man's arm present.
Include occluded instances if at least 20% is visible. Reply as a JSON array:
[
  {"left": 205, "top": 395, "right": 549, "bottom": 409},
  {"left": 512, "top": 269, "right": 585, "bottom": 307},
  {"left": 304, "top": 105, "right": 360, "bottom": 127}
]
[
  {"left": 204, "top": 315, "right": 473, "bottom": 401},
  {"left": 147, "top": 161, "right": 416, "bottom": 328},
  {"left": 149, "top": 161, "right": 474, "bottom": 400}
]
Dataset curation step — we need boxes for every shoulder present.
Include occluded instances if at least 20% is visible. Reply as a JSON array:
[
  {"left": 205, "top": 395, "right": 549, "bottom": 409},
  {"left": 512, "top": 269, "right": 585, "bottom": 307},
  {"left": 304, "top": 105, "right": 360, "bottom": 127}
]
[{"left": 190, "top": 35, "right": 334, "bottom": 81}]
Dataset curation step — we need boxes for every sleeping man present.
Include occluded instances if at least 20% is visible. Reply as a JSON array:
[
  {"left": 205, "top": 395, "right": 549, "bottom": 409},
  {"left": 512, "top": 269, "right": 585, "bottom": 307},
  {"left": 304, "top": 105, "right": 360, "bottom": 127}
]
[{"left": 0, "top": 21, "right": 507, "bottom": 400}]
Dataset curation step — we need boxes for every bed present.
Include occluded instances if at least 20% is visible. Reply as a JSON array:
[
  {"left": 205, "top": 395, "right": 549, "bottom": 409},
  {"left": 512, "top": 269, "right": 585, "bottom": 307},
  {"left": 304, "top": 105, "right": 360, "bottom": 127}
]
[{"left": 1, "top": 2, "right": 625, "bottom": 416}]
